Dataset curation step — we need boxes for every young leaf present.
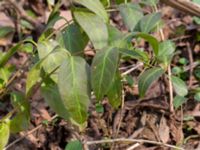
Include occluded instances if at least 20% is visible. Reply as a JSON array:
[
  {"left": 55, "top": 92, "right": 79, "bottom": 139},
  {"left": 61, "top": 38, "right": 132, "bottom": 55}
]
[
  {"left": 107, "top": 71, "right": 122, "bottom": 109},
  {"left": 0, "top": 121, "right": 10, "bottom": 150},
  {"left": 157, "top": 40, "right": 175, "bottom": 67},
  {"left": 10, "top": 92, "right": 30, "bottom": 133},
  {"left": 91, "top": 47, "right": 119, "bottom": 100},
  {"left": 56, "top": 23, "right": 88, "bottom": 55},
  {"left": 137, "top": 12, "right": 161, "bottom": 33},
  {"left": 73, "top": 0, "right": 108, "bottom": 22},
  {"left": 136, "top": 33, "right": 159, "bottom": 56},
  {"left": 119, "top": 3, "right": 143, "bottom": 31},
  {"left": 41, "top": 80, "right": 69, "bottom": 120},
  {"left": 58, "top": 56, "right": 91, "bottom": 125},
  {"left": 173, "top": 95, "right": 187, "bottom": 109},
  {"left": 171, "top": 76, "right": 188, "bottom": 97},
  {"left": 119, "top": 48, "right": 149, "bottom": 62},
  {"left": 0, "top": 43, "right": 22, "bottom": 67},
  {"left": 74, "top": 10, "right": 108, "bottom": 50},
  {"left": 0, "top": 26, "right": 14, "bottom": 38},
  {"left": 138, "top": 67, "right": 164, "bottom": 97},
  {"left": 65, "top": 140, "right": 82, "bottom": 150}
]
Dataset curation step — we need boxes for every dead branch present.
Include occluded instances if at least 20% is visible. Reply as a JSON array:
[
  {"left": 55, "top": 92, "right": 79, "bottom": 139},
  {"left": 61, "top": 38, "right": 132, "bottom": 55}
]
[{"left": 160, "top": 0, "right": 200, "bottom": 17}]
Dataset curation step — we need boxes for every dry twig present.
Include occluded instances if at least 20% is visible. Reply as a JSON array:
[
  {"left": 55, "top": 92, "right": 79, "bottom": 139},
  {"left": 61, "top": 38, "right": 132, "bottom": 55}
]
[
  {"left": 160, "top": 0, "right": 200, "bottom": 17},
  {"left": 85, "top": 138, "right": 184, "bottom": 150}
]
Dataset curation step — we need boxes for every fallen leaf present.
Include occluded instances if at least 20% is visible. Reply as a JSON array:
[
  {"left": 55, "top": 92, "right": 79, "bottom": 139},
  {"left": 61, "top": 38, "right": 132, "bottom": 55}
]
[{"left": 159, "top": 115, "right": 170, "bottom": 143}]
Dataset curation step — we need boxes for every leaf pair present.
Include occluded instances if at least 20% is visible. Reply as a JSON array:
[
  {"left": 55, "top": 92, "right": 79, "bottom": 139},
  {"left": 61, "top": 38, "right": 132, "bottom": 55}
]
[{"left": 119, "top": 3, "right": 161, "bottom": 33}]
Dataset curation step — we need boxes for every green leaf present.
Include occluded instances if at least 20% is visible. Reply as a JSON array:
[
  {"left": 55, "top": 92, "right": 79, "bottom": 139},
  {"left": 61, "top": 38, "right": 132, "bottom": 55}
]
[
  {"left": 100, "top": 0, "right": 109, "bottom": 6},
  {"left": 39, "top": 28, "right": 55, "bottom": 42},
  {"left": 37, "top": 40, "right": 69, "bottom": 81},
  {"left": 41, "top": 80, "right": 69, "bottom": 120},
  {"left": 119, "top": 48, "right": 149, "bottom": 62},
  {"left": 115, "top": 0, "right": 131, "bottom": 4},
  {"left": 65, "top": 140, "right": 82, "bottom": 150},
  {"left": 22, "top": 43, "right": 33, "bottom": 53},
  {"left": 119, "top": 3, "right": 143, "bottom": 31},
  {"left": 107, "top": 71, "right": 122, "bottom": 109},
  {"left": 179, "top": 57, "right": 188, "bottom": 65},
  {"left": 171, "top": 76, "right": 188, "bottom": 97},
  {"left": 56, "top": 23, "right": 88, "bottom": 55},
  {"left": 136, "top": 33, "right": 159, "bottom": 56},
  {"left": 26, "top": 60, "right": 42, "bottom": 96},
  {"left": 173, "top": 95, "right": 187, "bottom": 109},
  {"left": 26, "top": 42, "right": 64, "bottom": 96},
  {"left": 0, "top": 26, "right": 14, "bottom": 38},
  {"left": 0, "top": 43, "right": 22, "bottom": 67},
  {"left": 73, "top": 0, "right": 108, "bottom": 22},
  {"left": 107, "top": 25, "right": 132, "bottom": 49},
  {"left": 140, "top": 0, "right": 158, "bottom": 6},
  {"left": 58, "top": 56, "right": 91, "bottom": 125},
  {"left": 74, "top": 10, "right": 108, "bottom": 50},
  {"left": 0, "top": 121, "right": 10, "bottom": 150},
  {"left": 107, "top": 25, "right": 123, "bottom": 44},
  {"left": 10, "top": 92, "right": 30, "bottom": 133},
  {"left": 46, "top": 11, "right": 62, "bottom": 30},
  {"left": 95, "top": 103, "right": 104, "bottom": 113},
  {"left": 0, "top": 66, "right": 15, "bottom": 84},
  {"left": 194, "top": 92, "right": 200, "bottom": 102},
  {"left": 137, "top": 12, "right": 161, "bottom": 33},
  {"left": 138, "top": 67, "right": 164, "bottom": 97},
  {"left": 91, "top": 47, "right": 119, "bottom": 100},
  {"left": 172, "top": 66, "right": 183, "bottom": 75},
  {"left": 194, "top": 66, "right": 200, "bottom": 80},
  {"left": 157, "top": 40, "right": 175, "bottom": 67},
  {"left": 20, "top": 19, "right": 34, "bottom": 30},
  {"left": 125, "top": 75, "right": 134, "bottom": 86},
  {"left": 192, "top": 0, "right": 200, "bottom": 24}
]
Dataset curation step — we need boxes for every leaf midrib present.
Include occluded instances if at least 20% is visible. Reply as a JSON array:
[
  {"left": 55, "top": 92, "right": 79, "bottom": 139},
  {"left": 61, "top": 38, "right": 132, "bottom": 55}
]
[{"left": 71, "top": 57, "right": 83, "bottom": 122}]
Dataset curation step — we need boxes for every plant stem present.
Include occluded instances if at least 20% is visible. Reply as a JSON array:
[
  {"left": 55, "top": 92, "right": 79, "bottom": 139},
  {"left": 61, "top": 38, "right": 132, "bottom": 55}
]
[{"left": 168, "top": 66, "right": 174, "bottom": 112}]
